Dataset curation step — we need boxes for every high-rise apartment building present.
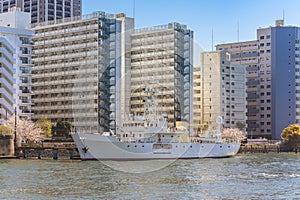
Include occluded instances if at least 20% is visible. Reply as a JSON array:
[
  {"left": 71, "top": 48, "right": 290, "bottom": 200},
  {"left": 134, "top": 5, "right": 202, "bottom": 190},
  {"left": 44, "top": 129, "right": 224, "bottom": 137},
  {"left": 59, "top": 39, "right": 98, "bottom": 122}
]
[
  {"left": 0, "top": 0, "right": 82, "bottom": 23},
  {"left": 217, "top": 20, "right": 300, "bottom": 140},
  {"left": 31, "top": 12, "right": 194, "bottom": 135},
  {"left": 199, "top": 50, "right": 247, "bottom": 131},
  {"left": 31, "top": 11, "right": 133, "bottom": 134},
  {"left": 0, "top": 8, "right": 34, "bottom": 120},
  {"left": 260, "top": 21, "right": 300, "bottom": 140},
  {"left": 130, "top": 23, "right": 193, "bottom": 134},
  {"left": 216, "top": 41, "right": 260, "bottom": 137}
]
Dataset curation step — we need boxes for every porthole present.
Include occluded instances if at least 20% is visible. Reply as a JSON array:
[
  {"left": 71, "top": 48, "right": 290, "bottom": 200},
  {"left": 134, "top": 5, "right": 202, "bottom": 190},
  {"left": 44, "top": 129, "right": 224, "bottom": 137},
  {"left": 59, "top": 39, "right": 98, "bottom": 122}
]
[
  {"left": 127, "top": 145, "right": 130, "bottom": 148},
  {"left": 190, "top": 146, "right": 192, "bottom": 148},
  {"left": 228, "top": 146, "right": 230, "bottom": 148},
  {"left": 135, "top": 145, "right": 137, "bottom": 148},
  {"left": 220, "top": 146, "right": 222, "bottom": 148},
  {"left": 142, "top": 145, "right": 144, "bottom": 148}
]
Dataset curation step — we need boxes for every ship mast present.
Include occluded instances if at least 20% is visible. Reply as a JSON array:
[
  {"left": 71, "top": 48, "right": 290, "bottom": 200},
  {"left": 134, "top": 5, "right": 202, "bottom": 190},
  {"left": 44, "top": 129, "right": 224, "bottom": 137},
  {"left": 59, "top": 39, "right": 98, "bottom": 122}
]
[{"left": 143, "top": 87, "right": 158, "bottom": 123}]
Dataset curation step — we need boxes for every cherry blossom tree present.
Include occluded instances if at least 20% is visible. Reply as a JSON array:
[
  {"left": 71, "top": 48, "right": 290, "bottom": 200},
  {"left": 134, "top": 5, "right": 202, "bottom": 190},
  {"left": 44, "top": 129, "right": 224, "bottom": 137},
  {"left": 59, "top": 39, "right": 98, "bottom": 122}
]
[
  {"left": 222, "top": 128, "right": 246, "bottom": 142},
  {"left": 6, "top": 116, "right": 44, "bottom": 144}
]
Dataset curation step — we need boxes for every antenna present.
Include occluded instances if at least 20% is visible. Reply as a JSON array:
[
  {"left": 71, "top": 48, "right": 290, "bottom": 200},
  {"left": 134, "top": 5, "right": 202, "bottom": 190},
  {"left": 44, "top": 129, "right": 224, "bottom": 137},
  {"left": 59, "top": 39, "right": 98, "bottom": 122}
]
[
  {"left": 283, "top": 9, "right": 285, "bottom": 21},
  {"left": 237, "top": 21, "right": 239, "bottom": 42},
  {"left": 133, "top": 0, "right": 136, "bottom": 19},
  {"left": 211, "top": 28, "right": 214, "bottom": 51}
]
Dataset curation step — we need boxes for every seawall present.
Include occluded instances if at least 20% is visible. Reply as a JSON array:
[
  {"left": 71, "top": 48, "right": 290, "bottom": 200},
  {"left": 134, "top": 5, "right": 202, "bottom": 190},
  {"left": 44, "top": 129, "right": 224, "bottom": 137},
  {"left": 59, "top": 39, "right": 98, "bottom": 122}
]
[
  {"left": 239, "top": 143, "right": 280, "bottom": 153},
  {"left": 0, "top": 135, "right": 14, "bottom": 156}
]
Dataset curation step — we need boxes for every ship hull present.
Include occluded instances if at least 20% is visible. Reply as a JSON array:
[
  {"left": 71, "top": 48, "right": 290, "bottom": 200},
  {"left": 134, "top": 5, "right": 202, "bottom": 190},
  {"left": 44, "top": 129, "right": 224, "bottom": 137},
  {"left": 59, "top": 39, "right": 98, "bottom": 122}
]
[{"left": 72, "top": 133, "right": 241, "bottom": 161}]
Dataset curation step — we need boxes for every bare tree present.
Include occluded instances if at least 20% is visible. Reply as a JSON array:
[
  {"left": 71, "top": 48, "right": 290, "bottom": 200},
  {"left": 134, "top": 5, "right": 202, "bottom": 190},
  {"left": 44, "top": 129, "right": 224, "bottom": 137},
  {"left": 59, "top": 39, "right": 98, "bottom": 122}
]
[{"left": 6, "top": 116, "right": 44, "bottom": 144}]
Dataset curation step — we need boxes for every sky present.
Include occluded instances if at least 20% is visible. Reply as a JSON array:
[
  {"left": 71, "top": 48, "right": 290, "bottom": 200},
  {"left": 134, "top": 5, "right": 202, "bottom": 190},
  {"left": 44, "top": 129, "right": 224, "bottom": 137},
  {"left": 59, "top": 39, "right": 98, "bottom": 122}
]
[{"left": 83, "top": 0, "right": 300, "bottom": 51}]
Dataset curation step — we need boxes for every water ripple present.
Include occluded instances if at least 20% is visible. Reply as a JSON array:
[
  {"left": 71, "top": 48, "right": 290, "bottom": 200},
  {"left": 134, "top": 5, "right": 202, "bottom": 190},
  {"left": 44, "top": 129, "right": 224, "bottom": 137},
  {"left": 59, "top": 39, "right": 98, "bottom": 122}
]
[{"left": 0, "top": 153, "right": 299, "bottom": 199}]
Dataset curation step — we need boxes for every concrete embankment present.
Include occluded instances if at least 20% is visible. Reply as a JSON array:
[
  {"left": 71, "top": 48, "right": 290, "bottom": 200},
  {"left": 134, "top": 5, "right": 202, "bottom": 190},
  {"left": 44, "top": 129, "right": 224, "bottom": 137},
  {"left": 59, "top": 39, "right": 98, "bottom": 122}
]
[
  {"left": 0, "top": 135, "right": 14, "bottom": 157},
  {"left": 239, "top": 143, "right": 280, "bottom": 153},
  {"left": 16, "top": 147, "right": 80, "bottom": 160}
]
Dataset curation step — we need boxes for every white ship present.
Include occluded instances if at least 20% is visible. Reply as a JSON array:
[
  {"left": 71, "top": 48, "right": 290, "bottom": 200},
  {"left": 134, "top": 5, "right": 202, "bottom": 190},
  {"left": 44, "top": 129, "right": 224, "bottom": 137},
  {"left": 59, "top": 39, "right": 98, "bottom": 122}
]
[{"left": 72, "top": 89, "right": 241, "bottom": 161}]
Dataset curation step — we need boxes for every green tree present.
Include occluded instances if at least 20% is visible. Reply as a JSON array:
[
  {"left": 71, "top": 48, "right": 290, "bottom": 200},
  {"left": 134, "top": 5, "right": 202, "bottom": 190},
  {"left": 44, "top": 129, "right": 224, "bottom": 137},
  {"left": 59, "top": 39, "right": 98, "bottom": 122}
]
[
  {"left": 37, "top": 117, "right": 52, "bottom": 138},
  {"left": 236, "top": 121, "right": 246, "bottom": 131},
  {"left": 52, "top": 121, "right": 72, "bottom": 138},
  {"left": 0, "top": 125, "right": 11, "bottom": 135},
  {"left": 281, "top": 124, "right": 300, "bottom": 150}
]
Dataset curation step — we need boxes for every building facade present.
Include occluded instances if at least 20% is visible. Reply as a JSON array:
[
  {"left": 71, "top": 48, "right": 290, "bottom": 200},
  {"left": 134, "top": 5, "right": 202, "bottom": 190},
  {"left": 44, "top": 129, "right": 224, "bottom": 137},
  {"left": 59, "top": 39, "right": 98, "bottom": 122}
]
[
  {"left": 0, "top": 8, "right": 34, "bottom": 120},
  {"left": 0, "top": 0, "right": 82, "bottom": 23},
  {"left": 193, "top": 66, "right": 201, "bottom": 135},
  {"left": 31, "top": 11, "right": 133, "bottom": 134},
  {"left": 217, "top": 20, "right": 300, "bottom": 140},
  {"left": 216, "top": 41, "right": 260, "bottom": 137},
  {"left": 130, "top": 23, "right": 193, "bottom": 134},
  {"left": 200, "top": 50, "right": 247, "bottom": 132},
  {"left": 267, "top": 22, "right": 300, "bottom": 139},
  {"left": 0, "top": 37, "right": 14, "bottom": 123}
]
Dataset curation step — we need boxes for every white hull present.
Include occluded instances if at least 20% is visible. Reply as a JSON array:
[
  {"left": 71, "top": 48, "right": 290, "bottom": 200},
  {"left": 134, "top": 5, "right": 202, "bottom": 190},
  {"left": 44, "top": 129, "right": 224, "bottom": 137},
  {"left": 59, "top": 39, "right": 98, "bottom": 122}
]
[{"left": 72, "top": 133, "right": 241, "bottom": 160}]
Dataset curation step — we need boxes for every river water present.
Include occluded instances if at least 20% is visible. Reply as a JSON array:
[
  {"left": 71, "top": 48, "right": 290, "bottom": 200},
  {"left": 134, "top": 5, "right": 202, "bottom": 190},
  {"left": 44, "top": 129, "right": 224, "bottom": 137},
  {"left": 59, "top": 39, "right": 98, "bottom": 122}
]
[{"left": 0, "top": 153, "right": 299, "bottom": 199}]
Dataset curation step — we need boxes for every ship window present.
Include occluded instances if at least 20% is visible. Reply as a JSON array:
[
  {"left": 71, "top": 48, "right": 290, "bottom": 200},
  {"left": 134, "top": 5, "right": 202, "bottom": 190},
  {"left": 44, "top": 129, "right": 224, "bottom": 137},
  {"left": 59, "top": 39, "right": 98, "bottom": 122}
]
[
  {"left": 190, "top": 146, "right": 192, "bottom": 148},
  {"left": 135, "top": 145, "right": 137, "bottom": 148},
  {"left": 228, "top": 146, "right": 230, "bottom": 148},
  {"left": 220, "top": 146, "right": 222, "bottom": 148},
  {"left": 127, "top": 145, "right": 130, "bottom": 147},
  {"left": 142, "top": 145, "right": 144, "bottom": 147},
  {"left": 162, "top": 135, "right": 164, "bottom": 137},
  {"left": 171, "top": 135, "right": 173, "bottom": 138},
  {"left": 176, "top": 146, "right": 178, "bottom": 148}
]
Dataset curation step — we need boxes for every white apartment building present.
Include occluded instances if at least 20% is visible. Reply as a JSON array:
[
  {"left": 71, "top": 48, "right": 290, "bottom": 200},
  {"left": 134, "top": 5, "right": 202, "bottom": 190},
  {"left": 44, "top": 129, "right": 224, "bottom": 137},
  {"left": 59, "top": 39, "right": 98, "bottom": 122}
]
[
  {"left": 0, "top": 8, "right": 33, "bottom": 120},
  {"left": 216, "top": 41, "right": 260, "bottom": 136},
  {"left": 0, "top": 37, "right": 14, "bottom": 123},
  {"left": 130, "top": 23, "right": 193, "bottom": 133},
  {"left": 200, "top": 50, "right": 247, "bottom": 132},
  {"left": 31, "top": 11, "right": 133, "bottom": 134}
]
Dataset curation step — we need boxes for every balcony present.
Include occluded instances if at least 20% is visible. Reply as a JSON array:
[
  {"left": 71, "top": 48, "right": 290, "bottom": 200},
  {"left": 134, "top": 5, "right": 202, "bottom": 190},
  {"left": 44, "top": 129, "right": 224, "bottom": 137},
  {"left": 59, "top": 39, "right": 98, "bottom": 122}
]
[
  {"left": 0, "top": 88, "right": 14, "bottom": 104},
  {"left": 246, "top": 80, "right": 260, "bottom": 85},
  {"left": 246, "top": 66, "right": 260, "bottom": 71},
  {"left": 247, "top": 123, "right": 259, "bottom": 129},
  {"left": 0, "top": 47, "right": 14, "bottom": 63},
  {"left": 0, "top": 97, "right": 14, "bottom": 112},
  {"left": 247, "top": 93, "right": 259, "bottom": 99},
  {"left": 0, "top": 77, "right": 14, "bottom": 91},
  {"left": 247, "top": 109, "right": 259, "bottom": 114}
]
